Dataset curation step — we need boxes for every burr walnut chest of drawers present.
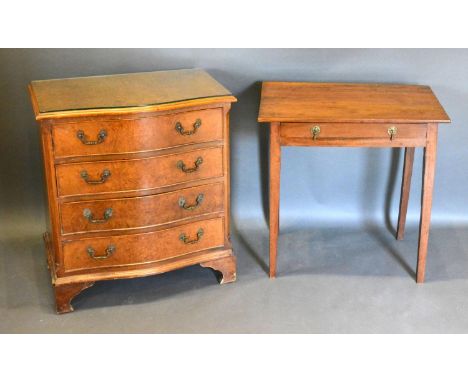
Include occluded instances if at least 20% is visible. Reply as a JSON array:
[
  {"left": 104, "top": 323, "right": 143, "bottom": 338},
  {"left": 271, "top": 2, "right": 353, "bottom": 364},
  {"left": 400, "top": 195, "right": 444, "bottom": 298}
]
[{"left": 29, "top": 69, "right": 237, "bottom": 313}]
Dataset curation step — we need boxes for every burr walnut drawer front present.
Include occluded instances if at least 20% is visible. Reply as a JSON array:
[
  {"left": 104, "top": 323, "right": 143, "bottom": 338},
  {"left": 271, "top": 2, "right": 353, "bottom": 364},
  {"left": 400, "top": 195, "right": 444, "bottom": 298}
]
[
  {"left": 62, "top": 217, "right": 225, "bottom": 272},
  {"left": 280, "top": 123, "right": 427, "bottom": 146},
  {"left": 52, "top": 108, "right": 223, "bottom": 158},
  {"left": 60, "top": 183, "right": 224, "bottom": 234},
  {"left": 56, "top": 146, "right": 223, "bottom": 197}
]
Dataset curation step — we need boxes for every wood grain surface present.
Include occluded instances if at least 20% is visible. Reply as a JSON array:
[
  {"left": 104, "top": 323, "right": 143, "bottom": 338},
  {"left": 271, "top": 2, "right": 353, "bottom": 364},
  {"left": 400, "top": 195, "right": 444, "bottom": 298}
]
[
  {"left": 258, "top": 82, "right": 451, "bottom": 123},
  {"left": 259, "top": 81, "right": 449, "bottom": 283},
  {"left": 62, "top": 217, "right": 225, "bottom": 272},
  {"left": 30, "top": 69, "right": 237, "bottom": 312},
  {"left": 397, "top": 147, "right": 415, "bottom": 240},
  {"left": 280, "top": 122, "right": 427, "bottom": 147},
  {"left": 52, "top": 108, "right": 223, "bottom": 158},
  {"left": 60, "top": 182, "right": 224, "bottom": 234},
  {"left": 30, "top": 69, "right": 234, "bottom": 115},
  {"left": 56, "top": 146, "right": 224, "bottom": 197}
]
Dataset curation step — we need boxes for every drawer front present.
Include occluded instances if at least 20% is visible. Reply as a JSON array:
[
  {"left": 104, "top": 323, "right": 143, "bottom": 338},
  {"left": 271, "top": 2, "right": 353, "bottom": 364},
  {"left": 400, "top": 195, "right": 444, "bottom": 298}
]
[
  {"left": 56, "top": 147, "right": 223, "bottom": 197},
  {"left": 60, "top": 183, "right": 224, "bottom": 234},
  {"left": 280, "top": 123, "right": 427, "bottom": 146},
  {"left": 62, "top": 217, "right": 225, "bottom": 272},
  {"left": 52, "top": 108, "right": 223, "bottom": 158}
]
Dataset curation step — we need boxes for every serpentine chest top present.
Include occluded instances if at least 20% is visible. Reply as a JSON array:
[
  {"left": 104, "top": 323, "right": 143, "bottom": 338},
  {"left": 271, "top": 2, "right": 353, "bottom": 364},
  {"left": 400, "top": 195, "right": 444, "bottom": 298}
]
[
  {"left": 29, "top": 69, "right": 237, "bottom": 313},
  {"left": 258, "top": 82, "right": 450, "bottom": 282}
]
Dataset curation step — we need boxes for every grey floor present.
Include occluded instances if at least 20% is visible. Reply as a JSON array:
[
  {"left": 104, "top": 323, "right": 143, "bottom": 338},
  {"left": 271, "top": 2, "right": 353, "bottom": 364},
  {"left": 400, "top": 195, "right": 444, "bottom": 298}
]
[{"left": 2, "top": 220, "right": 468, "bottom": 333}]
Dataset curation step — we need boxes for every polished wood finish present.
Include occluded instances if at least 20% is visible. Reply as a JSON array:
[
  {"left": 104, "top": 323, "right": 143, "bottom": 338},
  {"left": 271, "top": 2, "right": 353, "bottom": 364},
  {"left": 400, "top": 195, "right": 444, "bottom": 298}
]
[
  {"left": 52, "top": 108, "right": 223, "bottom": 159},
  {"left": 417, "top": 124, "right": 438, "bottom": 283},
  {"left": 56, "top": 146, "right": 224, "bottom": 197},
  {"left": 62, "top": 217, "right": 225, "bottom": 272},
  {"left": 269, "top": 122, "right": 281, "bottom": 278},
  {"left": 396, "top": 147, "right": 415, "bottom": 240},
  {"left": 281, "top": 136, "right": 425, "bottom": 148},
  {"left": 200, "top": 255, "right": 237, "bottom": 284},
  {"left": 60, "top": 183, "right": 224, "bottom": 234},
  {"left": 30, "top": 69, "right": 234, "bottom": 115},
  {"left": 44, "top": 230, "right": 233, "bottom": 283},
  {"left": 30, "top": 69, "right": 236, "bottom": 313},
  {"left": 280, "top": 122, "right": 427, "bottom": 147},
  {"left": 55, "top": 282, "right": 95, "bottom": 314},
  {"left": 259, "top": 82, "right": 449, "bottom": 282},
  {"left": 258, "top": 82, "right": 450, "bottom": 123},
  {"left": 43, "top": 232, "right": 57, "bottom": 281}
]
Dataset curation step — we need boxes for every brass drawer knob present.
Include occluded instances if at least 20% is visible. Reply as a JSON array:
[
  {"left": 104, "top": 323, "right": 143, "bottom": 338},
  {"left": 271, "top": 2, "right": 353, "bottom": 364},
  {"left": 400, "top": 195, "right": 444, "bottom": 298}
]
[
  {"left": 83, "top": 207, "right": 113, "bottom": 223},
  {"left": 311, "top": 125, "right": 321, "bottom": 140},
  {"left": 178, "top": 193, "right": 204, "bottom": 211},
  {"left": 175, "top": 119, "right": 202, "bottom": 136},
  {"left": 177, "top": 157, "right": 203, "bottom": 173},
  {"left": 80, "top": 169, "right": 111, "bottom": 184},
  {"left": 388, "top": 126, "right": 397, "bottom": 140},
  {"left": 179, "top": 228, "right": 204, "bottom": 245},
  {"left": 77, "top": 129, "right": 107, "bottom": 145},
  {"left": 87, "top": 244, "right": 115, "bottom": 260}
]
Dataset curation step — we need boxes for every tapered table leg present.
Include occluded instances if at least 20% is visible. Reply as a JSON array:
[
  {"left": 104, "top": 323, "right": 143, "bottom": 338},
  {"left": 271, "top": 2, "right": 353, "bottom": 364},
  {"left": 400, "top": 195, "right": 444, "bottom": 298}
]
[
  {"left": 396, "top": 147, "right": 415, "bottom": 240},
  {"left": 269, "top": 122, "right": 281, "bottom": 278},
  {"left": 416, "top": 124, "right": 438, "bottom": 283}
]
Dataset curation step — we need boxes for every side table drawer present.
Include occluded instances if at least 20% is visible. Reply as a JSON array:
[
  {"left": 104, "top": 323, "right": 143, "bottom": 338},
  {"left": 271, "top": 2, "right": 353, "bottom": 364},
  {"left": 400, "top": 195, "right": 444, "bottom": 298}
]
[
  {"left": 56, "top": 146, "right": 224, "bottom": 197},
  {"left": 62, "top": 217, "right": 225, "bottom": 272},
  {"left": 52, "top": 108, "right": 223, "bottom": 158},
  {"left": 60, "top": 183, "right": 224, "bottom": 234},
  {"left": 280, "top": 122, "right": 427, "bottom": 146}
]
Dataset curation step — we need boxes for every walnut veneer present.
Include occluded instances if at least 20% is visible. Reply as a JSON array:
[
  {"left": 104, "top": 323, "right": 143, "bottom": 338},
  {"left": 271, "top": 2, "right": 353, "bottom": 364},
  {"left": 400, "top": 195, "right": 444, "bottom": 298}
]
[{"left": 29, "top": 69, "right": 237, "bottom": 313}]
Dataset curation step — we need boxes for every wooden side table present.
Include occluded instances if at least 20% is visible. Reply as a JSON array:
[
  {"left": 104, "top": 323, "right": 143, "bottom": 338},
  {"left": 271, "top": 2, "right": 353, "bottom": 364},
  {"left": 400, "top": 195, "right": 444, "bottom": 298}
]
[{"left": 258, "top": 82, "right": 450, "bottom": 283}]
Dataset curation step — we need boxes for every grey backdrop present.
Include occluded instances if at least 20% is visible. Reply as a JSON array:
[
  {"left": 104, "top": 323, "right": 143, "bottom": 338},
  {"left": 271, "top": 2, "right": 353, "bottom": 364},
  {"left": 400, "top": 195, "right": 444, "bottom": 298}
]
[
  {"left": 2, "top": 49, "right": 468, "bottom": 332},
  {"left": 1, "top": 49, "right": 467, "bottom": 233}
]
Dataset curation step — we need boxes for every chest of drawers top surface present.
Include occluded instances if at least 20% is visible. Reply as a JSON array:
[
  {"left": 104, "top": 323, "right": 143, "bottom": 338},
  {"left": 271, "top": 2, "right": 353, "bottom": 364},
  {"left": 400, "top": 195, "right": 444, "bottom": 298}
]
[
  {"left": 29, "top": 69, "right": 236, "bottom": 119},
  {"left": 258, "top": 82, "right": 450, "bottom": 124}
]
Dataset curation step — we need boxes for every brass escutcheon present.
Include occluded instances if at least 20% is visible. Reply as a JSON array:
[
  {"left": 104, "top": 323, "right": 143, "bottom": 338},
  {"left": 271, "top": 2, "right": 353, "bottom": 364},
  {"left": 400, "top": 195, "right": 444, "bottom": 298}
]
[
  {"left": 388, "top": 126, "right": 397, "bottom": 141},
  {"left": 311, "top": 125, "right": 321, "bottom": 140}
]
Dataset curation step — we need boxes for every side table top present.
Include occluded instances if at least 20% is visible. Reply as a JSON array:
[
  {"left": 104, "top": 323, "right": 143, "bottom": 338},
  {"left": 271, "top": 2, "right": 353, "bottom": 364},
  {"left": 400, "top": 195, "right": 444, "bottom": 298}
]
[{"left": 258, "top": 82, "right": 450, "bottom": 124}]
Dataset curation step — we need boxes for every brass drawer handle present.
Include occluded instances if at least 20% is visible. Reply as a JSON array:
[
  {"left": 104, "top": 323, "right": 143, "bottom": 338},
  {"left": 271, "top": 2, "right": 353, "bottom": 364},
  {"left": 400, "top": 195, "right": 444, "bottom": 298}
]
[
  {"left": 87, "top": 244, "right": 115, "bottom": 260},
  {"left": 80, "top": 169, "right": 111, "bottom": 184},
  {"left": 311, "top": 125, "right": 321, "bottom": 140},
  {"left": 77, "top": 129, "right": 107, "bottom": 145},
  {"left": 175, "top": 119, "right": 201, "bottom": 136},
  {"left": 177, "top": 157, "right": 203, "bottom": 173},
  {"left": 179, "top": 228, "right": 204, "bottom": 245},
  {"left": 388, "top": 126, "right": 397, "bottom": 140},
  {"left": 178, "top": 193, "right": 204, "bottom": 211},
  {"left": 83, "top": 207, "right": 113, "bottom": 223}
]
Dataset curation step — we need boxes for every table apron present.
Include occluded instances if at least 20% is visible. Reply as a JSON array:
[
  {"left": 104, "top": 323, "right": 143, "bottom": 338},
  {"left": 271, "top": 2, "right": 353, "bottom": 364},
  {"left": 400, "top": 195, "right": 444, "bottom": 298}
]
[
  {"left": 279, "top": 122, "right": 428, "bottom": 147},
  {"left": 280, "top": 137, "right": 426, "bottom": 147}
]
